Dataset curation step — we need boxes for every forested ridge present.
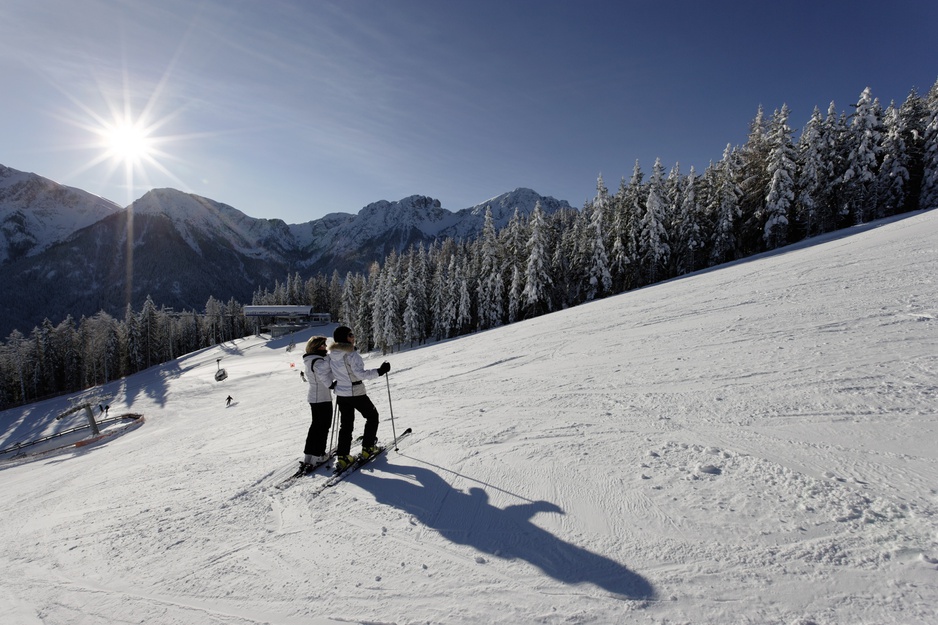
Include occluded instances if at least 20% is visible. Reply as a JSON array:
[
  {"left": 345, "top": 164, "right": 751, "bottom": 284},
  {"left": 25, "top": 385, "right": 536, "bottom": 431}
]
[{"left": 2, "top": 82, "right": 937, "bottom": 408}]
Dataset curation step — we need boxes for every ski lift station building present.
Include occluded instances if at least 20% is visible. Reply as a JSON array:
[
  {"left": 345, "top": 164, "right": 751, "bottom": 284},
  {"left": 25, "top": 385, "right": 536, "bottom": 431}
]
[{"left": 243, "top": 306, "right": 330, "bottom": 337}]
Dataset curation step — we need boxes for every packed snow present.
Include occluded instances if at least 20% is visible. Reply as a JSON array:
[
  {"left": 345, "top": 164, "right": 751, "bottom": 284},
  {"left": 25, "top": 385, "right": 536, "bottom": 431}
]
[{"left": 1, "top": 210, "right": 937, "bottom": 625}]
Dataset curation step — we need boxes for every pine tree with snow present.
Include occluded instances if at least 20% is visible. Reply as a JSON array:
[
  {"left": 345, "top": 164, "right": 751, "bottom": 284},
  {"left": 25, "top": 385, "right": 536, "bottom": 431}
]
[
  {"left": 639, "top": 158, "right": 671, "bottom": 284},
  {"left": 549, "top": 209, "right": 578, "bottom": 309},
  {"left": 402, "top": 292, "right": 420, "bottom": 348},
  {"left": 429, "top": 250, "right": 449, "bottom": 340},
  {"left": 878, "top": 101, "right": 912, "bottom": 217},
  {"left": 664, "top": 163, "right": 684, "bottom": 276},
  {"left": 417, "top": 245, "right": 433, "bottom": 341},
  {"left": 124, "top": 303, "right": 143, "bottom": 373},
  {"left": 522, "top": 201, "right": 553, "bottom": 317},
  {"left": 842, "top": 87, "right": 883, "bottom": 224},
  {"left": 328, "top": 271, "right": 343, "bottom": 321},
  {"left": 738, "top": 106, "right": 771, "bottom": 255},
  {"left": 794, "top": 106, "right": 826, "bottom": 237},
  {"left": 820, "top": 102, "right": 853, "bottom": 232},
  {"left": 377, "top": 252, "right": 403, "bottom": 354},
  {"left": 895, "top": 89, "right": 928, "bottom": 211},
  {"left": 566, "top": 202, "right": 592, "bottom": 304},
  {"left": 398, "top": 246, "right": 429, "bottom": 346},
  {"left": 475, "top": 207, "right": 504, "bottom": 330},
  {"left": 616, "top": 162, "right": 645, "bottom": 290},
  {"left": 354, "top": 265, "right": 377, "bottom": 352},
  {"left": 763, "top": 105, "right": 797, "bottom": 250},
  {"left": 456, "top": 269, "right": 473, "bottom": 335},
  {"left": 608, "top": 209, "right": 630, "bottom": 291},
  {"left": 339, "top": 272, "right": 359, "bottom": 333},
  {"left": 710, "top": 144, "right": 742, "bottom": 265},
  {"left": 507, "top": 265, "right": 523, "bottom": 323},
  {"left": 920, "top": 79, "right": 938, "bottom": 210},
  {"left": 500, "top": 207, "right": 530, "bottom": 276},
  {"left": 435, "top": 254, "right": 459, "bottom": 340},
  {"left": 585, "top": 175, "right": 613, "bottom": 300},
  {"left": 674, "top": 167, "right": 705, "bottom": 275}
]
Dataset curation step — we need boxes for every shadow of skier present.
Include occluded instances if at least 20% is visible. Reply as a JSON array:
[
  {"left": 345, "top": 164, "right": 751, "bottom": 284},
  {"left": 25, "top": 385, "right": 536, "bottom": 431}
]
[{"left": 355, "top": 461, "right": 655, "bottom": 600}]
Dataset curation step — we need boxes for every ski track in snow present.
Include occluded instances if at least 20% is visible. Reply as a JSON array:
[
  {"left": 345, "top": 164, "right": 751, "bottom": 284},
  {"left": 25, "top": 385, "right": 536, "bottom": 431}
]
[{"left": 1, "top": 210, "right": 938, "bottom": 624}]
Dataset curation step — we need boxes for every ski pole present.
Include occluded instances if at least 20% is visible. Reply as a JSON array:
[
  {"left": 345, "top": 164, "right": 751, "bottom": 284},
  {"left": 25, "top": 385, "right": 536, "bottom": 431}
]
[
  {"left": 329, "top": 399, "right": 339, "bottom": 454},
  {"left": 385, "top": 372, "right": 399, "bottom": 449}
]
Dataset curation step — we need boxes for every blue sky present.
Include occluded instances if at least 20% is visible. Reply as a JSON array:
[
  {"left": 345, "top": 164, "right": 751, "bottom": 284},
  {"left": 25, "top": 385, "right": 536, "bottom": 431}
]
[{"left": 1, "top": 0, "right": 936, "bottom": 223}]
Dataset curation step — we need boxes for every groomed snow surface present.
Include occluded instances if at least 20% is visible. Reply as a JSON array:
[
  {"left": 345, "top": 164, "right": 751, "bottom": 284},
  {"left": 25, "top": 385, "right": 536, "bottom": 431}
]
[{"left": 2, "top": 210, "right": 937, "bottom": 625}]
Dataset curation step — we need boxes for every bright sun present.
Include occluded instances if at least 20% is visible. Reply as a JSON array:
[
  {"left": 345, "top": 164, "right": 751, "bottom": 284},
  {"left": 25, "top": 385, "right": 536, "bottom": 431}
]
[
  {"left": 103, "top": 120, "right": 154, "bottom": 165},
  {"left": 59, "top": 70, "right": 190, "bottom": 205}
]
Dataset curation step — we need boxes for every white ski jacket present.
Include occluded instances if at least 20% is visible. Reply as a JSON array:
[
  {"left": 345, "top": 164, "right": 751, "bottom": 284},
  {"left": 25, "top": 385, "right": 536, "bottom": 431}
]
[
  {"left": 303, "top": 353, "right": 333, "bottom": 404},
  {"left": 327, "top": 343, "right": 379, "bottom": 397}
]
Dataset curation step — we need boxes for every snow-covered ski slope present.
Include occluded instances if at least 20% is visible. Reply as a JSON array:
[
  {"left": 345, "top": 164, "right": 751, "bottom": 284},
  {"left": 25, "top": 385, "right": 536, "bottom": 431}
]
[{"left": 1, "top": 210, "right": 936, "bottom": 625}]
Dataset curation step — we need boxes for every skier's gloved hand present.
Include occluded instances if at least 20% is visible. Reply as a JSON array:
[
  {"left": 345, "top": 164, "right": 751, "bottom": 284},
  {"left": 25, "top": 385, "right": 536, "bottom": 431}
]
[
  {"left": 378, "top": 362, "right": 391, "bottom": 376},
  {"left": 329, "top": 380, "right": 337, "bottom": 390}
]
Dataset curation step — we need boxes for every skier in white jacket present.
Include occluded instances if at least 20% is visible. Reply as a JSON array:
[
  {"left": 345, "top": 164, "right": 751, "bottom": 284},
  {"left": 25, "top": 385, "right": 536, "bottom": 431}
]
[
  {"left": 300, "top": 336, "right": 334, "bottom": 472},
  {"left": 322, "top": 326, "right": 389, "bottom": 471}
]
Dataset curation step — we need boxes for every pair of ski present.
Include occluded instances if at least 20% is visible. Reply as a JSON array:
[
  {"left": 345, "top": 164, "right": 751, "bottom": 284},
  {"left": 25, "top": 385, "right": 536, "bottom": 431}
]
[{"left": 276, "top": 427, "right": 412, "bottom": 492}]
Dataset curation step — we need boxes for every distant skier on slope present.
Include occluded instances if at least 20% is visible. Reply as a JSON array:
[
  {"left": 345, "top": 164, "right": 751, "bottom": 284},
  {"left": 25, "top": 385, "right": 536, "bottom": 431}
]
[
  {"left": 326, "top": 326, "right": 389, "bottom": 472},
  {"left": 300, "top": 336, "right": 334, "bottom": 473},
  {"left": 226, "top": 395, "right": 233, "bottom": 407}
]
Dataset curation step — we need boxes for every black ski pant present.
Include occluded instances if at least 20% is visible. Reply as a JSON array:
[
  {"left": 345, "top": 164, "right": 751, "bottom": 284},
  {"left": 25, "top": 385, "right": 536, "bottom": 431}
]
[
  {"left": 336, "top": 394, "right": 379, "bottom": 456},
  {"left": 304, "top": 401, "right": 333, "bottom": 456}
]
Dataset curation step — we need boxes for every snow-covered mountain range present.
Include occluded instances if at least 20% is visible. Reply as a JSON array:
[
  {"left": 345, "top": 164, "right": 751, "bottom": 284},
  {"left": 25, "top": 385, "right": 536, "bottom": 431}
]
[
  {"left": 0, "top": 164, "right": 573, "bottom": 337},
  {"left": 0, "top": 164, "right": 122, "bottom": 264}
]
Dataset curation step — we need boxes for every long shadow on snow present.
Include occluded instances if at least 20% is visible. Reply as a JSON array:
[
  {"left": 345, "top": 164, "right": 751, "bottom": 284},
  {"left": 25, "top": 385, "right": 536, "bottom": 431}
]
[{"left": 355, "top": 461, "right": 655, "bottom": 600}]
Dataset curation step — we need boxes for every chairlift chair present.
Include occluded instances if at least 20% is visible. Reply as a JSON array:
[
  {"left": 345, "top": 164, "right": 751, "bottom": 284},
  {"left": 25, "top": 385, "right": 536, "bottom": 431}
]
[{"left": 215, "top": 358, "right": 228, "bottom": 382}]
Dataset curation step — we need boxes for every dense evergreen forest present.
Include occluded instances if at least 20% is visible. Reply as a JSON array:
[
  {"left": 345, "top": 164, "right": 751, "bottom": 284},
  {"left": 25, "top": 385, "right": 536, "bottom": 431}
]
[{"left": 2, "top": 82, "right": 937, "bottom": 409}]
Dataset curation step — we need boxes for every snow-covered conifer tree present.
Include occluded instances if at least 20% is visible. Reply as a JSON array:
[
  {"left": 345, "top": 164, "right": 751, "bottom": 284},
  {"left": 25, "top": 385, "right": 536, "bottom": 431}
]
[
  {"left": 608, "top": 215, "right": 629, "bottom": 292},
  {"left": 432, "top": 253, "right": 458, "bottom": 340},
  {"left": 124, "top": 303, "right": 143, "bottom": 373},
  {"left": 549, "top": 209, "right": 577, "bottom": 308},
  {"left": 585, "top": 211, "right": 610, "bottom": 301},
  {"left": 339, "top": 272, "right": 359, "bottom": 330},
  {"left": 842, "top": 87, "right": 883, "bottom": 223},
  {"left": 402, "top": 292, "right": 420, "bottom": 348},
  {"left": 430, "top": 250, "right": 453, "bottom": 341},
  {"left": 405, "top": 245, "right": 431, "bottom": 345},
  {"left": 456, "top": 264, "right": 473, "bottom": 335},
  {"left": 619, "top": 162, "right": 645, "bottom": 290},
  {"left": 763, "top": 105, "right": 797, "bottom": 249},
  {"left": 378, "top": 252, "right": 402, "bottom": 354},
  {"left": 738, "top": 106, "right": 771, "bottom": 254},
  {"left": 500, "top": 208, "right": 529, "bottom": 276},
  {"left": 507, "top": 265, "right": 523, "bottom": 323},
  {"left": 920, "top": 80, "right": 938, "bottom": 210},
  {"left": 522, "top": 201, "right": 553, "bottom": 317},
  {"left": 819, "top": 102, "right": 852, "bottom": 231},
  {"left": 640, "top": 158, "right": 671, "bottom": 283},
  {"left": 585, "top": 175, "right": 613, "bottom": 300},
  {"left": 675, "top": 167, "right": 705, "bottom": 274},
  {"left": 879, "top": 101, "right": 911, "bottom": 217},
  {"left": 795, "top": 106, "right": 825, "bottom": 237},
  {"left": 664, "top": 163, "right": 684, "bottom": 275},
  {"left": 710, "top": 145, "right": 742, "bottom": 265},
  {"left": 354, "top": 265, "right": 377, "bottom": 351},
  {"left": 475, "top": 207, "right": 504, "bottom": 330}
]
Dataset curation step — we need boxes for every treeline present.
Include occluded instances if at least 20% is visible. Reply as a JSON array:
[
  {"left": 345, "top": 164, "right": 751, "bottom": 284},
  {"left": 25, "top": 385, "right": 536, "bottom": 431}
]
[
  {"left": 0, "top": 296, "right": 251, "bottom": 407},
  {"left": 335, "top": 84, "right": 938, "bottom": 353},
  {"left": 2, "top": 82, "right": 937, "bottom": 407}
]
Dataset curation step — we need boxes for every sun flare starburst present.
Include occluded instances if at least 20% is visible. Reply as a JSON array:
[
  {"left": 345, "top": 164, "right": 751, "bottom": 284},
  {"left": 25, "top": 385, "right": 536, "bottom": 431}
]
[
  {"left": 101, "top": 118, "right": 155, "bottom": 166},
  {"left": 52, "top": 72, "right": 192, "bottom": 208}
]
